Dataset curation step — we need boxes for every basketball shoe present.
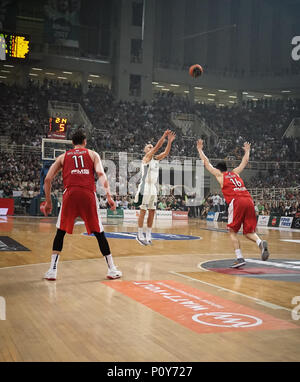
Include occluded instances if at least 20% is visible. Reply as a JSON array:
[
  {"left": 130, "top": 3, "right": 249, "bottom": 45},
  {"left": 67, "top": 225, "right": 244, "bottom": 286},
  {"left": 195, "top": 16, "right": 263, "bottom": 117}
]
[
  {"left": 106, "top": 267, "right": 122, "bottom": 280},
  {"left": 136, "top": 235, "right": 148, "bottom": 246},
  {"left": 230, "top": 258, "right": 246, "bottom": 268},
  {"left": 259, "top": 240, "right": 270, "bottom": 261},
  {"left": 44, "top": 269, "right": 57, "bottom": 281}
]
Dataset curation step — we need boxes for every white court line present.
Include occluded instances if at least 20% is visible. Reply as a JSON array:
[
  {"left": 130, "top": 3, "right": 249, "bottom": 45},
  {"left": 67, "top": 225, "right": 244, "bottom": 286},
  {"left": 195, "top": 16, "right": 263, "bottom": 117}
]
[
  {"left": 245, "top": 258, "right": 300, "bottom": 270},
  {"left": 169, "top": 270, "right": 292, "bottom": 312}
]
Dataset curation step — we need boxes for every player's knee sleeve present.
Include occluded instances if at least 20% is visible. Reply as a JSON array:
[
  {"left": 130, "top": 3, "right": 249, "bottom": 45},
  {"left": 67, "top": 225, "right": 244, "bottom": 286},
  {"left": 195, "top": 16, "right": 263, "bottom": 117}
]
[
  {"left": 52, "top": 229, "right": 66, "bottom": 252},
  {"left": 93, "top": 231, "right": 111, "bottom": 257}
]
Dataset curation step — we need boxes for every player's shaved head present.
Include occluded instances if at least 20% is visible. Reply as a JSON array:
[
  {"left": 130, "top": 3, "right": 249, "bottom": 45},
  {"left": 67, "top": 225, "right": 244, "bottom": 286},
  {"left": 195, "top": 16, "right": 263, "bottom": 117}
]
[
  {"left": 144, "top": 143, "right": 153, "bottom": 153},
  {"left": 72, "top": 129, "right": 86, "bottom": 145}
]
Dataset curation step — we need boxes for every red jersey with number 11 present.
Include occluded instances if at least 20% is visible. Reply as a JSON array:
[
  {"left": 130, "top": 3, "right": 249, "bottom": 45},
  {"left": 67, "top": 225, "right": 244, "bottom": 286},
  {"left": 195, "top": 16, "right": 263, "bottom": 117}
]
[
  {"left": 63, "top": 148, "right": 96, "bottom": 192},
  {"left": 221, "top": 171, "right": 252, "bottom": 204}
]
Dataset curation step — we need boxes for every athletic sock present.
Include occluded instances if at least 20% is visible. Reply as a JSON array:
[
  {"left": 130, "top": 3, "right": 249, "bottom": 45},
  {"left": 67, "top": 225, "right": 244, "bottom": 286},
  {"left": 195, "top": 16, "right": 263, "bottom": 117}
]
[
  {"left": 235, "top": 249, "right": 243, "bottom": 259},
  {"left": 50, "top": 254, "right": 60, "bottom": 271},
  {"left": 138, "top": 227, "right": 144, "bottom": 239},
  {"left": 256, "top": 238, "right": 262, "bottom": 247},
  {"left": 146, "top": 227, "right": 152, "bottom": 241},
  {"left": 105, "top": 254, "right": 116, "bottom": 270}
]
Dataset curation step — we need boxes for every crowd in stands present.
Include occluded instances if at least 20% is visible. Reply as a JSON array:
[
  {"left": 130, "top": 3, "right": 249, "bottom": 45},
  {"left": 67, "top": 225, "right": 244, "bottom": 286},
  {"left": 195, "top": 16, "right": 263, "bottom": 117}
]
[{"left": 0, "top": 80, "right": 300, "bottom": 213}]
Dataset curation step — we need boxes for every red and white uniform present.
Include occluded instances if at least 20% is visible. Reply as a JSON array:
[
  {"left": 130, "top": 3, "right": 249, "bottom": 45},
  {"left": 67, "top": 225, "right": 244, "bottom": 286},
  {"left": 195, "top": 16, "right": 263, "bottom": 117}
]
[
  {"left": 56, "top": 148, "right": 103, "bottom": 234},
  {"left": 222, "top": 171, "right": 257, "bottom": 234}
]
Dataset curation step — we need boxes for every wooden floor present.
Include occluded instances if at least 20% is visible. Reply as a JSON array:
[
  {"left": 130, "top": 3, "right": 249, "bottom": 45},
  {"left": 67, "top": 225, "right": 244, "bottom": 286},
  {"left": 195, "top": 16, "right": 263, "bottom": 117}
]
[{"left": 0, "top": 216, "right": 300, "bottom": 362}]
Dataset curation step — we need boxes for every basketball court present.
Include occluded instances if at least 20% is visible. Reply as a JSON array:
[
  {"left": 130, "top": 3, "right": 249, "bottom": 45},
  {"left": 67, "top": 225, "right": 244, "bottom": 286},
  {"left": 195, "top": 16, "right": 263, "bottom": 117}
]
[{"left": 0, "top": 216, "right": 299, "bottom": 362}]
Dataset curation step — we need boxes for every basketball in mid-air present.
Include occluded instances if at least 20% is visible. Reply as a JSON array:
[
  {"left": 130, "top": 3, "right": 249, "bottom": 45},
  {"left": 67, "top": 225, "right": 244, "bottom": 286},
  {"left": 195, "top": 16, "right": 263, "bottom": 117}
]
[{"left": 189, "top": 64, "right": 203, "bottom": 78}]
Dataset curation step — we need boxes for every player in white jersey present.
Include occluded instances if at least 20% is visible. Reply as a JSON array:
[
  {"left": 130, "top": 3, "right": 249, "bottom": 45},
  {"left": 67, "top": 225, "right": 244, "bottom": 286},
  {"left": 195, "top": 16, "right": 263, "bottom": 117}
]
[{"left": 135, "top": 129, "right": 176, "bottom": 245}]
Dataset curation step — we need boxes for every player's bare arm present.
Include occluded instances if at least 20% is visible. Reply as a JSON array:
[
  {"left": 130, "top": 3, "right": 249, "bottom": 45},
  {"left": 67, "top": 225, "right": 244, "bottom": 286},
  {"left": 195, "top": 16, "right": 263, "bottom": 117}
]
[
  {"left": 197, "top": 139, "right": 223, "bottom": 186},
  {"left": 232, "top": 142, "right": 251, "bottom": 175},
  {"left": 143, "top": 129, "right": 171, "bottom": 163},
  {"left": 155, "top": 131, "right": 176, "bottom": 161},
  {"left": 91, "top": 150, "right": 116, "bottom": 211},
  {"left": 44, "top": 154, "right": 64, "bottom": 216}
]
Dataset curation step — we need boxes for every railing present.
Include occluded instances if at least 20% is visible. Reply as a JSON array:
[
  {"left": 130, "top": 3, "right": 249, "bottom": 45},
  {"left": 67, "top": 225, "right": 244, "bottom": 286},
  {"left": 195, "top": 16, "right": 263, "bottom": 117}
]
[
  {"left": 1, "top": 142, "right": 300, "bottom": 172},
  {"left": 249, "top": 186, "right": 300, "bottom": 202}
]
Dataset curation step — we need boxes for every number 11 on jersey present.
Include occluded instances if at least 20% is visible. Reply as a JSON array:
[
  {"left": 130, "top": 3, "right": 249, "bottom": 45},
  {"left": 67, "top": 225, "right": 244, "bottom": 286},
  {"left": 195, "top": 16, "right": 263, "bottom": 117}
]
[{"left": 72, "top": 155, "right": 85, "bottom": 169}]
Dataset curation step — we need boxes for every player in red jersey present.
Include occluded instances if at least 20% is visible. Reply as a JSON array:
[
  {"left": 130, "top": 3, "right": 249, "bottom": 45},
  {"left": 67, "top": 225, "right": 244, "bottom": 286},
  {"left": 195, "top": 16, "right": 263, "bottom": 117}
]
[
  {"left": 197, "top": 139, "right": 269, "bottom": 268},
  {"left": 43, "top": 129, "right": 122, "bottom": 280}
]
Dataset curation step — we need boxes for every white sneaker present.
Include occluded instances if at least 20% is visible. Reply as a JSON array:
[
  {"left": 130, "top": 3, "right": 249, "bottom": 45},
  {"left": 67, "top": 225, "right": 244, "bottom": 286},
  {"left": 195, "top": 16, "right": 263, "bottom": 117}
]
[
  {"left": 136, "top": 235, "right": 148, "bottom": 246},
  {"left": 44, "top": 269, "right": 57, "bottom": 281},
  {"left": 106, "top": 267, "right": 122, "bottom": 280}
]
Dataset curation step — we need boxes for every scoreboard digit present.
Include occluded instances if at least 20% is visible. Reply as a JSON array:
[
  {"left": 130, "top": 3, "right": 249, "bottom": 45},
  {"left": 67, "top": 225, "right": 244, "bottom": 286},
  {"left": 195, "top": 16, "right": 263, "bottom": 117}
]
[{"left": 48, "top": 117, "right": 68, "bottom": 139}]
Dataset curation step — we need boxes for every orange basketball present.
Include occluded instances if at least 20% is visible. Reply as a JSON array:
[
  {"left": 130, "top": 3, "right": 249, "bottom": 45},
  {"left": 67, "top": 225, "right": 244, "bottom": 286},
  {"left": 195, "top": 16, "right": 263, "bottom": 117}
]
[{"left": 189, "top": 64, "right": 203, "bottom": 78}]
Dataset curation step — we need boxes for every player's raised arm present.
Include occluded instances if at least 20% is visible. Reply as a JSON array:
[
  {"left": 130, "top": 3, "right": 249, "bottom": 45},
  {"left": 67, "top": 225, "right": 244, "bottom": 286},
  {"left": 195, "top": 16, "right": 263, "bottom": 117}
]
[
  {"left": 93, "top": 151, "right": 116, "bottom": 211},
  {"left": 155, "top": 131, "right": 176, "bottom": 160},
  {"left": 197, "top": 139, "right": 222, "bottom": 178},
  {"left": 232, "top": 142, "right": 251, "bottom": 175},
  {"left": 44, "top": 154, "right": 64, "bottom": 216},
  {"left": 143, "top": 129, "right": 171, "bottom": 162}
]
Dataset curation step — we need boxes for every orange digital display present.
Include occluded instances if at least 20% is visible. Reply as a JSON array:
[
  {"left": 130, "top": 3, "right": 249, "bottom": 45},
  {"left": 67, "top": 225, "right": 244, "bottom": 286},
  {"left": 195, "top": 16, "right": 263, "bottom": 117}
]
[{"left": 48, "top": 117, "right": 68, "bottom": 139}]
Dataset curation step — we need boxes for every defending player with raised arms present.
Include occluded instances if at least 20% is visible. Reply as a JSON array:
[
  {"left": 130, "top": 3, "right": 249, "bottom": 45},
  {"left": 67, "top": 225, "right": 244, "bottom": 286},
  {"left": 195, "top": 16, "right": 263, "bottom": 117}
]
[
  {"left": 43, "top": 129, "right": 122, "bottom": 280},
  {"left": 197, "top": 139, "right": 270, "bottom": 268}
]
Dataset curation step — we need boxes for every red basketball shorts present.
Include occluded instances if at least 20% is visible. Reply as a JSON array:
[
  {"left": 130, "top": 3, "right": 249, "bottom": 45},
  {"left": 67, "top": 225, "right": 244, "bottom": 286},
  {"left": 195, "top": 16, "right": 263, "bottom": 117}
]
[
  {"left": 227, "top": 197, "right": 257, "bottom": 235},
  {"left": 56, "top": 186, "right": 104, "bottom": 234}
]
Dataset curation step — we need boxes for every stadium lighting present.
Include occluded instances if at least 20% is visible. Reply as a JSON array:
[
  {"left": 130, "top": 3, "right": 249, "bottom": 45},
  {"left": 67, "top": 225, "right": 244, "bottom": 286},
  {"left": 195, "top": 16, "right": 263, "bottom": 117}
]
[
  {"left": 170, "top": 84, "right": 179, "bottom": 87},
  {"left": 218, "top": 90, "right": 227, "bottom": 92},
  {"left": 32, "top": 68, "right": 43, "bottom": 71}
]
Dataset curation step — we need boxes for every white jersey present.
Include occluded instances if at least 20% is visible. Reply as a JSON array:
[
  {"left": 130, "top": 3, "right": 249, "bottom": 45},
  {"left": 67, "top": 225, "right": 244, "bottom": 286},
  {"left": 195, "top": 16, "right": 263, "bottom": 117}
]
[{"left": 137, "top": 158, "right": 159, "bottom": 195}]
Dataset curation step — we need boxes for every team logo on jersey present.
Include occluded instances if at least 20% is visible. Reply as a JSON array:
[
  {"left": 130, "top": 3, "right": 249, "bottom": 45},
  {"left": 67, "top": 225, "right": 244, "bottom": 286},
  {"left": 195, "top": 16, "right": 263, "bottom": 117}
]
[{"left": 83, "top": 232, "right": 201, "bottom": 241}]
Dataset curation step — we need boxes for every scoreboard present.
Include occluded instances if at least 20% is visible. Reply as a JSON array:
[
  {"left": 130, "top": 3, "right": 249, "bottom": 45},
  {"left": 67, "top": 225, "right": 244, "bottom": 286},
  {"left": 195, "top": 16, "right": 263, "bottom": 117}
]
[
  {"left": 0, "top": 32, "right": 30, "bottom": 61},
  {"left": 48, "top": 117, "right": 68, "bottom": 139}
]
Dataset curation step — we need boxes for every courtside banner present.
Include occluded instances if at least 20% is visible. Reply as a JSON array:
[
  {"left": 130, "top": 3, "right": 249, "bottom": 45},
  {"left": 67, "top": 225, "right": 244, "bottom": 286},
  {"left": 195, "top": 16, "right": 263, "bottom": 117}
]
[
  {"left": 172, "top": 211, "right": 188, "bottom": 220},
  {"left": 102, "top": 280, "right": 297, "bottom": 334},
  {"left": 257, "top": 215, "right": 270, "bottom": 226},
  {"left": 268, "top": 215, "right": 281, "bottom": 227},
  {"left": 292, "top": 217, "right": 300, "bottom": 229},
  {"left": 99, "top": 209, "right": 107, "bottom": 218},
  {"left": 206, "top": 212, "right": 215, "bottom": 221},
  {"left": 0, "top": 199, "right": 14, "bottom": 215},
  {"left": 155, "top": 211, "right": 172, "bottom": 220},
  {"left": 123, "top": 210, "right": 138, "bottom": 220},
  {"left": 107, "top": 208, "right": 124, "bottom": 218},
  {"left": 279, "top": 217, "right": 294, "bottom": 228}
]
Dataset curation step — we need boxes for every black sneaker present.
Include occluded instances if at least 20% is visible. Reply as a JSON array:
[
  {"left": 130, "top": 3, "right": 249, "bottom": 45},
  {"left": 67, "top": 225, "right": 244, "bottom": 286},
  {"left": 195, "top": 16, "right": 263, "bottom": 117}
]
[
  {"left": 259, "top": 240, "right": 270, "bottom": 261},
  {"left": 230, "top": 258, "right": 246, "bottom": 268}
]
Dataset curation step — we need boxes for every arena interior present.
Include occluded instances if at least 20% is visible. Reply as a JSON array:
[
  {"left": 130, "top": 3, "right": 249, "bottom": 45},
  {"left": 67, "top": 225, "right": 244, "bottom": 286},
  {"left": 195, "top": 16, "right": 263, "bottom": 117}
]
[{"left": 0, "top": 0, "right": 300, "bottom": 370}]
